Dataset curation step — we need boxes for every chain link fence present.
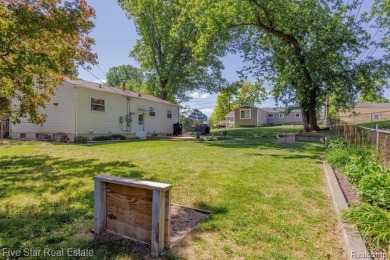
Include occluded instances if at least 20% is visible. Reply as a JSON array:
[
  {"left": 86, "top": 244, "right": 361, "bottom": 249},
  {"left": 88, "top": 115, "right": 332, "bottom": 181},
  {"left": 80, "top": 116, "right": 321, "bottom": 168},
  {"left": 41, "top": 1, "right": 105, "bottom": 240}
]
[{"left": 330, "top": 118, "right": 390, "bottom": 168}]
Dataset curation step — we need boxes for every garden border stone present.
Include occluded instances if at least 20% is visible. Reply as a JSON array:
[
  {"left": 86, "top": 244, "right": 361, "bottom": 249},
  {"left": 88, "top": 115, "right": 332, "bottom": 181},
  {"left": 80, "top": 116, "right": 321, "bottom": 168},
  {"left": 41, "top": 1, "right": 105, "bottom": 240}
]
[{"left": 323, "top": 163, "right": 372, "bottom": 260}]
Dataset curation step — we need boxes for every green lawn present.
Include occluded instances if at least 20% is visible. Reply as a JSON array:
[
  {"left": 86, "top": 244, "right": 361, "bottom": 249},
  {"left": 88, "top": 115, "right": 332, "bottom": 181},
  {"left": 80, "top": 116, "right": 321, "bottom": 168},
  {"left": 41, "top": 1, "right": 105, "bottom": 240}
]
[
  {"left": 212, "top": 125, "right": 303, "bottom": 137},
  {"left": 356, "top": 120, "right": 390, "bottom": 129},
  {"left": 0, "top": 137, "right": 343, "bottom": 259}
]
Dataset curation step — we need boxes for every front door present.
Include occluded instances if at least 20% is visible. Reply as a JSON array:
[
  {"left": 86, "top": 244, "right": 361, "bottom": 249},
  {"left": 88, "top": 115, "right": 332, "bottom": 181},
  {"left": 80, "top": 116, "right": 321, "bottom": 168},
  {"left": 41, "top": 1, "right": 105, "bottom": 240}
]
[{"left": 138, "top": 114, "right": 144, "bottom": 131}]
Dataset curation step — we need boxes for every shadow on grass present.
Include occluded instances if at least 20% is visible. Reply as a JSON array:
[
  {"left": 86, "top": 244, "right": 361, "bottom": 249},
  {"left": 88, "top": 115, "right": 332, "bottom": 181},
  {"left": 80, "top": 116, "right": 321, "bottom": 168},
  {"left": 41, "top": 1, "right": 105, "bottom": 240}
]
[
  {"left": 201, "top": 137, "right": 325, "bottom": 153},
  {"left": 0, "top": 155, "right": 146, "bottom": 199},
  {"left": 0, "top": 154, "right": 153, "bottom": 259}
]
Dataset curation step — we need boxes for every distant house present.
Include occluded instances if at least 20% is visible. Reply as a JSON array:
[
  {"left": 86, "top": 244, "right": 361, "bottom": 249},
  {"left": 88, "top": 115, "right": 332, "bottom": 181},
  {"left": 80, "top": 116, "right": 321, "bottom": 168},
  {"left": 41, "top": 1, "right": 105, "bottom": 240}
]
[
  {"left": 180, "top": 108, "right": 208, "bottom": 131},
  {"left": 230, "top": 106, "right": 303, "bottom": 127},
  {"left": 10, "top": 79, "right": 180, "bottom": 141},
  {"left": 339, "top": 102, "right": 390, "bottom": 123}
]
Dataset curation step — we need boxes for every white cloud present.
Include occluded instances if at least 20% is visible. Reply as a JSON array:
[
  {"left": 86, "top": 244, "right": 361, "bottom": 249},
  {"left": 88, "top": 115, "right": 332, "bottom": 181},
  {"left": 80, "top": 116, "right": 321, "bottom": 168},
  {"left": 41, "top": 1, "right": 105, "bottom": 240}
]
[
  {"left": 201, "top": 108, "right": 214, "bottom": 117},
  {"left": 190, "top": 92, "right": 200, "bottom": 98},
  {"left": 200, "top": 93, "right": 209, "bottom": 99}
]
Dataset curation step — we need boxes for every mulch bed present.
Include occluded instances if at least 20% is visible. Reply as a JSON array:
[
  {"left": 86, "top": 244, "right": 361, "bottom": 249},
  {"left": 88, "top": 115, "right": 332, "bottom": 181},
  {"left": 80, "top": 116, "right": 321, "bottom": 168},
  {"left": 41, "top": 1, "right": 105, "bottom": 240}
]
[{"left": 334, "top": 171, "right": 361, "bottom": 206}]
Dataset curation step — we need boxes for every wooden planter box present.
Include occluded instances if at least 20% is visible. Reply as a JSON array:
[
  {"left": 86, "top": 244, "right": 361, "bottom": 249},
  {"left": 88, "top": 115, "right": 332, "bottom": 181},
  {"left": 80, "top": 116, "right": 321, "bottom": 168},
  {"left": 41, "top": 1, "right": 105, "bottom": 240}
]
[{"left": 93, "top": 175, "right": 172, "bottom": 256}]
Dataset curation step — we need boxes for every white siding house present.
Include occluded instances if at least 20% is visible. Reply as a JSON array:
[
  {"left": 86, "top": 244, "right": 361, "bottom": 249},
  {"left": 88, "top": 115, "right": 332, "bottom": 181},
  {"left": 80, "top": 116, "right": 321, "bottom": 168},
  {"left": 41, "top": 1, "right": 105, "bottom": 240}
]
[{"left": 11, "top": 79, "right": 180, "bottom": 141}]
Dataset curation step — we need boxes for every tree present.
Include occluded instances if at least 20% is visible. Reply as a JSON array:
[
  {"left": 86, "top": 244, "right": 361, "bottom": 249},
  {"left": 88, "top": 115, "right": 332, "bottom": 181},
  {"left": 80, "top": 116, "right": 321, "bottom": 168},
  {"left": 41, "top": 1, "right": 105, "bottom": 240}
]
[
  {"left": 209, "top": 87, "right": 236, "bottom": 126},
  {"left": 117, "top": 0, "right": 225, "bottom": 102},
  {"left": 185, "top": 0, "right": 388, "bottom": 131},
  {"left": 106, "top": 64, "right": 145, "bottom": 92},
  {"left": 0, "top": 0, "right": 96, "bottom": 123},
  {"left": 209, "top": 79, "right": 266, "bottom": 125},
  {"left": 234, "top": 80, "right": 267, "bottom": 107}
]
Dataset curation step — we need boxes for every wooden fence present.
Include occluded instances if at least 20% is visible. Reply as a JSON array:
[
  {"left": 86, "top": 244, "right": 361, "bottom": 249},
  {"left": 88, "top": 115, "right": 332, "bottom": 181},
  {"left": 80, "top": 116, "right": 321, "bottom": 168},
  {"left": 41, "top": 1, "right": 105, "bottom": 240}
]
[{"left": 330, "top": 118, "right": 390, "bottom": 168}]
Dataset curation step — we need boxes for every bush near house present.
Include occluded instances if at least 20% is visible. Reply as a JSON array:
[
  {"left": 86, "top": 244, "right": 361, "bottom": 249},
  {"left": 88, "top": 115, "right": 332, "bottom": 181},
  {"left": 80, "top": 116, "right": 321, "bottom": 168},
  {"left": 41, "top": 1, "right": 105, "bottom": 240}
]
[
  {"left": 325, "top": 136, "right": 390, "bottom": 252},
  {"left": 92, "top": 134, "right": 127, "bottom": 141},
  {"left": 74, "top": 135, "right": 89, "bottom": 143}
]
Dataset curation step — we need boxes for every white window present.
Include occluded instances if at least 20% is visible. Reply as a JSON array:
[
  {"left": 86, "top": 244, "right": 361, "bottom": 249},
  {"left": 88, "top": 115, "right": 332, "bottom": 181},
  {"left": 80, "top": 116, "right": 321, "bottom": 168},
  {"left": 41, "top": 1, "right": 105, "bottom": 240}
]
[
  {"left": 295, "top": 113, "right": 301, "bottom": 118},
  {"left": 149, "top": 107, "right": 156, "bottom": 117},
  {"left": 167, "top": 110, "right": 172, "bottom": 119},
  {"left": 279, "top": 113, "right": 285, "bottom": 118},
  {"left": 268, "top": 113, "right": 274, "bottom": 118},
  {"left": 240, "top": 109, "right": 251, "bottom": 119},
  {"left": 91, "top": 98, "right": 105, "bottom": 112}
]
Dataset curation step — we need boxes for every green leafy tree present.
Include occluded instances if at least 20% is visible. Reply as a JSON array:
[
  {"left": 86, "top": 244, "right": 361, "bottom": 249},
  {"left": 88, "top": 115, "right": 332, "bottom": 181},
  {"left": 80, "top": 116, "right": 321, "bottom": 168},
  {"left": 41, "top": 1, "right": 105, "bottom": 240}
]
[
  {"left": 234, "top": 80, "right": 267, "bottom": 107},
  {"left": 210, "top": 79, "right": 266, "bottom": 125},
  {"left": 117, "top": 0, "right": 225, "bottom": 102},
  {"left": 185, "top": 0, "right": 387, "bottom": 131},
  {"left": 209, "top": 87, "right": 236, "bottom": 126},
  {"left": 106, "top": 65, "right": 145, "bottom": 91},
  {"left": 0, "top": 0, "right": 96, "bottom": 123}
]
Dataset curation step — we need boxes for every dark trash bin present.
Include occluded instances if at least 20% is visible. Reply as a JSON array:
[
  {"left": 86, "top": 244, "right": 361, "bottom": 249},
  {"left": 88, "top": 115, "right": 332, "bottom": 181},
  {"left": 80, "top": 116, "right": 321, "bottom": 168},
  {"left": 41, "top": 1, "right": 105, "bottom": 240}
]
[
  {"left": 173, "top": 123, "right": 183, "bottom": 136},
  {"left": 199, "top": 124, "right": 210, "bottom": 135}
]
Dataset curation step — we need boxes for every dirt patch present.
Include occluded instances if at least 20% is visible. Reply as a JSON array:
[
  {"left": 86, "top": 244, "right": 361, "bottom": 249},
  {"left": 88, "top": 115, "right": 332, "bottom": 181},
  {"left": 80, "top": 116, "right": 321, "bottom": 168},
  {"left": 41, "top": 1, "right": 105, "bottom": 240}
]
[
  {"left": 170, "top": 204, "right": 211, "bottom": 246},
  {"left": 334, "top": 171, "right": 361, "bottom": 205},
  {"left": 99, "top": 204, "right": 211, "bottom": 258}
]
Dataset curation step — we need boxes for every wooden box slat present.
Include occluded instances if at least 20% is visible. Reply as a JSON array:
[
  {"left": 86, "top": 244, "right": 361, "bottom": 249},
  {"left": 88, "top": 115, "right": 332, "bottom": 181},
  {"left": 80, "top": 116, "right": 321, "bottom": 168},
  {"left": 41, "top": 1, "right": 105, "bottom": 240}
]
[{"left": 107, "top": 218, "right": 151, "bottom": 243}]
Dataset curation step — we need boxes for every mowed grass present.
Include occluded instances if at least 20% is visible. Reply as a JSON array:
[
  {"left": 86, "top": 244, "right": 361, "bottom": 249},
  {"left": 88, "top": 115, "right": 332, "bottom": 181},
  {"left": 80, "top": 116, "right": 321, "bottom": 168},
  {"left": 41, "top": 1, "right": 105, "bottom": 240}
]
[
  {"left": 0, "top": 136, "right": 343, "bottom": 259},
  {"left": 356, "top": 120, "right": 390, "bottom": 129},
  {"left": 212, "top": 125, "right": 303, "bottom": 137}
]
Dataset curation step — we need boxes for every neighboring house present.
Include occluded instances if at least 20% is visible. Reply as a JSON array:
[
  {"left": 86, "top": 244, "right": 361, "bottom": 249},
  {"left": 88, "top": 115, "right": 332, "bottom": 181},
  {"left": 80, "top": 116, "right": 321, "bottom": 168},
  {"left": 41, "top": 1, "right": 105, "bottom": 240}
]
[
  {"left": 11, "top": 79, "right": 180, "bottom": 141},
  {"left": 180, "top": 108, "right": 208, "bottom": 131},
  {"left": 339, "top": 102, "right": 390, "bottom": 123},
  {"left": 230, "top": 106, "right": 303, "bottom": 127}
]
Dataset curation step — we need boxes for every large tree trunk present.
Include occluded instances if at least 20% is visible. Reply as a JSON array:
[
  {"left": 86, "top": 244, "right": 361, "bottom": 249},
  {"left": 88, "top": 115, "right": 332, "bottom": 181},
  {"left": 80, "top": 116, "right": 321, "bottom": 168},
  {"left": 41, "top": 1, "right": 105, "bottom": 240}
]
[
  {"left": 159, "top": 79, "right": 169, "bottom": 100},
  {"left": 301, "top": 88, "right": 320, "bottom": 132}
]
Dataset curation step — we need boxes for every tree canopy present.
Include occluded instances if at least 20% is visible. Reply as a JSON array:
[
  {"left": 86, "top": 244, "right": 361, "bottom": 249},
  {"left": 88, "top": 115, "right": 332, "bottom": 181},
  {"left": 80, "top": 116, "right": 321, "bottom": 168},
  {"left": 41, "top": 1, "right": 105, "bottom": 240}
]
[
  {"left": 182, "top": 0, "right": 388, "bottom": 131},
  {"left": 106, "top": 65, "right": 145, "bottom": 91},
  {"left": 117, "top": 0, "right": 225, "bottom": 102},
  {"left": 209, "top": 79, "right": 266, "bottom": 125},
  {"left": 0, "top": 0, "right": 96, "bottom": 123}
]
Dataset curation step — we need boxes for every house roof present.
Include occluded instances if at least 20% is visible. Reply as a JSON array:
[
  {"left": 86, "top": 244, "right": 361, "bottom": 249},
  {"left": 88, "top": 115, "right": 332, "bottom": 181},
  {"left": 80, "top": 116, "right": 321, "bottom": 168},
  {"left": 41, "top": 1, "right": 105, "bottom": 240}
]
[
  {"left": 65, "top": 79, "right": 179, "bottom": 107},
  {"left": 225, "top": 111, "right": 234, "bottom": 117},
  {"left": 261, "top": 107, "right": 301, "bottom": 113},
  {"left": 230, "top": 106, "right": 301, "bottom": 114},
  {"left": 180, "top": 108, "right": 208, "bottom": 121},
  {"left": 354, "top": 102, "right": 390, "bottom": 109}
]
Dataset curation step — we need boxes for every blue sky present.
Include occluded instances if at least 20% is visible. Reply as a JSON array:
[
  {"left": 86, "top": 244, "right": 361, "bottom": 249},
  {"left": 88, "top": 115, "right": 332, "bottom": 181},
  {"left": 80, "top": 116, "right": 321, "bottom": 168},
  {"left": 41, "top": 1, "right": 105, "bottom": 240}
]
[{"left": 79, "top": 0, "right": 389, "bottom": 116}]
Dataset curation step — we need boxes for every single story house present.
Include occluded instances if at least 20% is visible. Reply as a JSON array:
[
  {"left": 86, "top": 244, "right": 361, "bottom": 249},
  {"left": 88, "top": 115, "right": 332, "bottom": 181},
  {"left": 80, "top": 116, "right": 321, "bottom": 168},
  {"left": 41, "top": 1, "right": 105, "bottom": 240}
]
[
  {"left": 339, "top": 102, "right": 390, "bottom": 123},
  {"left": 230, "top": 106, "right": 303, "bottom": 127},
  {"left": 10, "top": 79, "right": 180, "bottom": 141}
]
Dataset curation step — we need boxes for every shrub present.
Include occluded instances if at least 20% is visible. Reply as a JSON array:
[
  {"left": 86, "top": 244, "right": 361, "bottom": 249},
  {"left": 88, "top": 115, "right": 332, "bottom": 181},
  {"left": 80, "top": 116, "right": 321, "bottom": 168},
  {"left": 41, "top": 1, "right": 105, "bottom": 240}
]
[
  {"left": 324, "top": 146, "right": 369, "bottom": 171},
  {"left": 358, "top": 166, "right": 390, "bottom": 209},
  {"left": 203, "top": 135, "right": 218, "bottom": 141},
  {"left": 74, "top": 135, "right": 89, "bottom": 143},
  {"left": 326, "top": 136, "right": 347, "bottom": 149},
  {"left": 92, "top": 135, "right": 111, "bottom": 141},
  {"left": 110, "top": 134, "right": 127, "bottom": 140},
  {"left": 92, "top": 134, "right": 127, "bottom": 141},
  {"left": 342, "top": 204, "right": 390, "bottom": 251},
  {"left": 344, "top": 152, "right": 375, "bottom": 184}
]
